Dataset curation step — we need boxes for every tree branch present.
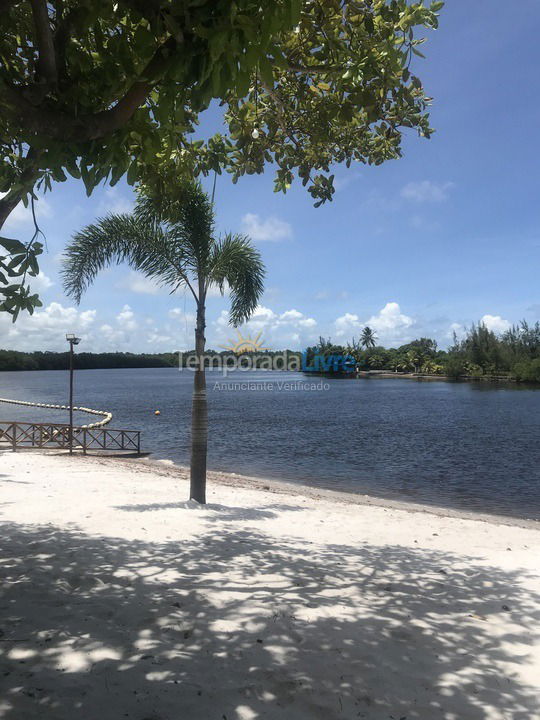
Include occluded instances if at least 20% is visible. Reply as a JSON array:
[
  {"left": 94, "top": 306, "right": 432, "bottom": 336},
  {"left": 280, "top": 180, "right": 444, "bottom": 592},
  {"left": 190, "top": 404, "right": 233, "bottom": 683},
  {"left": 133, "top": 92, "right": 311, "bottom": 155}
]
[
  {"left": 260, "top": 79, "right": 301, "bottom": 150},
  {"left": 29, "top": 0, "right": 58, "bottom": 85},
  {"left": 0, "top": 147, "right": 42, "bottom": 230},
  {"left": 53, "top": 1, "right": 77, "bottom": 85},
  {"left": 0, "top": 194, "right": 22, "bottom": 229},
  {"left": 1, "top": 37, "right": 178, "bottom": 142}
]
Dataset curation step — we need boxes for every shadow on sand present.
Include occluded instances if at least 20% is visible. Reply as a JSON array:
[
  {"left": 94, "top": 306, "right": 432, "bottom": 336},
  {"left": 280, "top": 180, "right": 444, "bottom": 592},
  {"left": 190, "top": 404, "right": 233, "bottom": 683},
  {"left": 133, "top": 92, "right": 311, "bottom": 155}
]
[
  {"left": 0, "top": 520, "right": 538, "bottom": 719},
  {"left": 112, "top": 501, "right": 304, "bottom": 523}
]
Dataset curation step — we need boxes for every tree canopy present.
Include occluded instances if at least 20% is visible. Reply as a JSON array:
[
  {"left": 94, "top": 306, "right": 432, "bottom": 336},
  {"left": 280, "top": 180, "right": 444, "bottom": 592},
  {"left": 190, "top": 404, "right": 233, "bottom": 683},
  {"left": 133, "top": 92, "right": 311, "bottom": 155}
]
[{"left": 1, "top": 0, "right": 443, "bottom": 319}]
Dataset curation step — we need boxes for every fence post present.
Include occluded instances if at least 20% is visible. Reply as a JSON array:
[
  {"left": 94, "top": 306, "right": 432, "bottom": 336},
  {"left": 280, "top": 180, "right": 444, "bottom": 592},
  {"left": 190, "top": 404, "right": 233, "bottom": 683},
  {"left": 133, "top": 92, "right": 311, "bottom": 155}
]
[
  {"left": 83, "top": 428, "right": 87, "bottom": 455},
  {"left": 12, "top": 423, "right": 16, "bottom": 452}
]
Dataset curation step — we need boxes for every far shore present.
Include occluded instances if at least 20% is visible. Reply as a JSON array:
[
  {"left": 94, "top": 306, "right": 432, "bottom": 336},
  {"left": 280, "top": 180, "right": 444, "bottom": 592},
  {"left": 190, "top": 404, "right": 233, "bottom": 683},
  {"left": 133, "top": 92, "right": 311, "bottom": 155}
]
[
  {"left": 0, "top": 366, "right": 529, "bottom": 385},
  {"left": 1, "top": 450, "right": 539, "bottom": 719},
  {"left": 356, "top": 369, "right": 520, "bottom": 383}
]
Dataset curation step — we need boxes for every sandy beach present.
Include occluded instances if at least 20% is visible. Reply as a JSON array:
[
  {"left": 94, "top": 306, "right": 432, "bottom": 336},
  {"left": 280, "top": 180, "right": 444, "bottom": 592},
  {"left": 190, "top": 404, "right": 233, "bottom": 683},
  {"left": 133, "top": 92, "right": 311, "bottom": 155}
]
[{"left": 0, "top": 451, "right": 539, "bottom": 719}]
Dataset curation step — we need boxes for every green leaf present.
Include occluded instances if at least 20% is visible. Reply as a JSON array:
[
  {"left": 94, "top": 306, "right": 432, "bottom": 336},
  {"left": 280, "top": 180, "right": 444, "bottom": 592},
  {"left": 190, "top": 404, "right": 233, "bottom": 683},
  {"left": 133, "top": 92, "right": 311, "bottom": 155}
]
[
  {"left": 258, "top": 55, "right": 274, "bottom": 87},
  {"left": 0, "top": 237, "right": 27, "bottom": 254}
]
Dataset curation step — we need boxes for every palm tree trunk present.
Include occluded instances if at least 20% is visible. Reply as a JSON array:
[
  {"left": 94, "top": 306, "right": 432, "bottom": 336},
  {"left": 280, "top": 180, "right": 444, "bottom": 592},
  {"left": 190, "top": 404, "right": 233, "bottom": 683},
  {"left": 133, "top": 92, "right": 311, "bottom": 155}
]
[{"left": 189, "top": 293, "right": 208, "bottom": 503}]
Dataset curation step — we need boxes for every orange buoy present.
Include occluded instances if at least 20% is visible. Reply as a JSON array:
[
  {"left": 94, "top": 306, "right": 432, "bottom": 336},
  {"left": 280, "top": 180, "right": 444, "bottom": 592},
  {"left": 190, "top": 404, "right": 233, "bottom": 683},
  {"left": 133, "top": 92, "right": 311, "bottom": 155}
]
[{"left": 154, "top": 410, "right": 161, "bottom": 416}]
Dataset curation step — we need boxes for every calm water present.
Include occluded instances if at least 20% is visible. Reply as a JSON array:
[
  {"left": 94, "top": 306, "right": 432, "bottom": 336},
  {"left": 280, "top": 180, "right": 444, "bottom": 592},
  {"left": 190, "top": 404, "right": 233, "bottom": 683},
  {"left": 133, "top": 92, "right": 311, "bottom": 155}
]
[{"left": 1, "top": 368, "right": 540, "bottom": 520}]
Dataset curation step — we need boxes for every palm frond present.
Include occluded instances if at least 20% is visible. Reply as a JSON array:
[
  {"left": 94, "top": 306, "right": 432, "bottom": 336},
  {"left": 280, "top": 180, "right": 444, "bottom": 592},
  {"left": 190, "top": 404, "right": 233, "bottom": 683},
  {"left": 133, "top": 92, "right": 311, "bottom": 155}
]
[
  {"left": 208, "top": 233, "right": 265, "bottom": 325},
  {"left": 62, "top": 213, "right": 189, "bottom": 303},
  {"left": 135, "top": 182, "right": 215, "bottom": 275}
]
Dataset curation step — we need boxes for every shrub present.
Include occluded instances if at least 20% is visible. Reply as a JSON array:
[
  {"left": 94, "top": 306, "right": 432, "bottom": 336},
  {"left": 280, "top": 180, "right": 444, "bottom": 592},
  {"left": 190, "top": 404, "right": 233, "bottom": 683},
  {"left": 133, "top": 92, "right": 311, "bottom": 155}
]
[
  {"left": 512, "top": 358, "right": 540, "bottom": 383},
  {"left": 443, "top": 357, "right": 466, "bottom": 378}
]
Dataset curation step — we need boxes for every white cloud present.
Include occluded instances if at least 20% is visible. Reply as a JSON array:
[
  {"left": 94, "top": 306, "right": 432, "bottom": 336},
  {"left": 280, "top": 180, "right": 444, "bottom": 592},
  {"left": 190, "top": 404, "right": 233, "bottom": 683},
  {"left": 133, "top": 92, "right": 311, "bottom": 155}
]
[
  {"left": 79, "top": 310, "right": 97, "bottom": 328},
  {"left": 366, "top": 302, "right": 414, "bottom": 345},
  {"left": 280, "top": 309, "right": 316, "bottom": 328},
  {"left": 0, "top": 300, "right": 193, "bottom": 353},
  {"left": 368, "top": 302, "right": 414, "bottom": 335},
  {"left": 401, "top": 180, "right": 454, "bottom": 203},
  {"left": 238, "top": 305, "right": 278, "bottom": 332},
  {"left": 116, "top": 304, "right": 137, "bottom": 330},
  {"left": 335, "top": 313, "right": 361, "bottom": 337},
  {"left": 118, "top": 271, "right": 164, "bottom": 296},
  {"left": 168, "top": 308, "right": 196, "bottom": 325},
  {"left": 334, "top": 302, "right": 415, "bottom": 346},
  {"left": 0, "top": 301, "right": 97, "bottom": 351},
  {"left": 0, "top": 194, "right": 53, "bottom": 228},
  {"left": 146, "top": 331, "right": 173, "bottom": 346},
  {"left": 447, "top": 322, "right": 465, "bottom": 340},
  {"left": 241, "top": 213, "right": 292, "bottom": 242},
  {"left": 98, "top": 187, "right": 134, "bottom": 215},
  {"left": 280, "top": 309, "right": 303, "bottom": 320},
  {"left": 480, "top": 314, "right": 511, "bottom": 334},
  {"left": 213, "top": 304, "right": 317, "bottom": 349},
  {"left": 27, "top": 271, "right": 54, "bottom": 293}
]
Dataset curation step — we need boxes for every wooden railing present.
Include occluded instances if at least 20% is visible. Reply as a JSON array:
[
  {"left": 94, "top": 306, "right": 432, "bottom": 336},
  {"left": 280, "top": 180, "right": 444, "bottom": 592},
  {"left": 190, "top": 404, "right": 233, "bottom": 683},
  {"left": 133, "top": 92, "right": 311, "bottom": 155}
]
[{"left": 0, "top": 422, "right": 141, "bottom": 454}]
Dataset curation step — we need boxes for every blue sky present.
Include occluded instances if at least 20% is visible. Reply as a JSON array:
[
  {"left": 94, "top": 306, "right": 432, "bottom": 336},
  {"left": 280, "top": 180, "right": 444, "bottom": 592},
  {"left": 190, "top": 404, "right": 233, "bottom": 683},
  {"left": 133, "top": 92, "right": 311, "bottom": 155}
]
[{"left": 2, "top": 1, "right": 539, "bottom": 353}]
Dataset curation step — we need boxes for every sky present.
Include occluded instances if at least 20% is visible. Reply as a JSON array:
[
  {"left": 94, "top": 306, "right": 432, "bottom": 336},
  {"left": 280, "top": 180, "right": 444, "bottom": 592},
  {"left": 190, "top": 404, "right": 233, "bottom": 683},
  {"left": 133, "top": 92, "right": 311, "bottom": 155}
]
[{"left": 2, "top": 1, "right": 540, "bottom": 354}]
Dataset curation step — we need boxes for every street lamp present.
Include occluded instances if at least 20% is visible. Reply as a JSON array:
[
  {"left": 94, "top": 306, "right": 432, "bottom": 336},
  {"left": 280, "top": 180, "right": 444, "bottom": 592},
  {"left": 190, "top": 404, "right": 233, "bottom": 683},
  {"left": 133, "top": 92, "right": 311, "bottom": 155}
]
[{"left": 66, "top": 334, "right": 81, "bottom": 454}]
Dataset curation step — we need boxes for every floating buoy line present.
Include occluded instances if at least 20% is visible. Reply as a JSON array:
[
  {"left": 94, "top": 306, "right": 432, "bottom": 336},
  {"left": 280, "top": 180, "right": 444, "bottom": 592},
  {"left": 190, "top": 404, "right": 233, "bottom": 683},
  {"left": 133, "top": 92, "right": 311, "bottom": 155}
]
[{"left": 0, "top": 397, "right": 112, "bottom": 429}]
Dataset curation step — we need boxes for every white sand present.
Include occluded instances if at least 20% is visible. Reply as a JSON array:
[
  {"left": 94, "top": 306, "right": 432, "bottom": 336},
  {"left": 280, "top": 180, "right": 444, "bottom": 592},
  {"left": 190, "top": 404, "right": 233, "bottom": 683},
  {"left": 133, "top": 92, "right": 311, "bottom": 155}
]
[{"left": 0, "top": 451, "right": 539, "bottom": 720}]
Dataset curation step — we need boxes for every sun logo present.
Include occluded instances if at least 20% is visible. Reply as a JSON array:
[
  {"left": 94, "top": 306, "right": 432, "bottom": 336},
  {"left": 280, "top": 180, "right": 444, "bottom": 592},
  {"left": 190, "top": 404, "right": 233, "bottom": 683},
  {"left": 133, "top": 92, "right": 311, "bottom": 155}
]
[{"left": 220, "top": 329, "right": 266, "bottom": 354}]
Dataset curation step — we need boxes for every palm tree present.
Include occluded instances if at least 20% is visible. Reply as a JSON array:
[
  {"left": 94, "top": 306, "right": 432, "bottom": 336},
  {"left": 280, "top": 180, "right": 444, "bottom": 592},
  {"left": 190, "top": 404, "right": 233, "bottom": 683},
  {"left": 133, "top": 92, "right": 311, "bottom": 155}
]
[
  {"left": 405, "top": 349, "right": 422, "bottom": 373},
  {"left": 62, "top": 182, "right": 265, "bottom": 504},
  {"left": 360, "top": 326, "right": 377, "bottom": 349},
  {"left": 367, "top": 354, "right": 384, "bottom": 370}
]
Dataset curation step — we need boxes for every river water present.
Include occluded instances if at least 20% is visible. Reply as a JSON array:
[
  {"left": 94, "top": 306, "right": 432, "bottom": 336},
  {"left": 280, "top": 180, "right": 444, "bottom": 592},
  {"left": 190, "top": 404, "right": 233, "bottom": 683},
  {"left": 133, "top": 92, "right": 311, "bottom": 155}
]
[{"left": 1, "top": 368, "right": 539, "bottom": 519}]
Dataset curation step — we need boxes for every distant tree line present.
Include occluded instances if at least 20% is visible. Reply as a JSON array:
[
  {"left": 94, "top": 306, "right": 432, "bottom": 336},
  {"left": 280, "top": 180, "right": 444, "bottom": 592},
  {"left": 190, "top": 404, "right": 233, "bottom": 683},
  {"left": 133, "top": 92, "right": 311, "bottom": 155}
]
[
  {"left": 2, "top": 320, "right": 540, "bottom": 382},
  {"left": 308, "top": 320, "right": 540, "bottom": 383},
  {"left": 446, "top": 321, "right": 540, "bottom": 382},
  {"left": 0, "top": 350, "right": 179, "bottom": 372},
  {"left": 0, "top": 348, "right": 303, "bottom": 372}
]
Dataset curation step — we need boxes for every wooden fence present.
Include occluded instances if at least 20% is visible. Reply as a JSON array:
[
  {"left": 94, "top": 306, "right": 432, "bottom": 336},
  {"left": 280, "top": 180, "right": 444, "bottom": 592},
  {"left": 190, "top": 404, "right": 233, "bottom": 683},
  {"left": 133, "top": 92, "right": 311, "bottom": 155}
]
[{"left": 0, "top": 421, "right": 141, "bottom": 454}]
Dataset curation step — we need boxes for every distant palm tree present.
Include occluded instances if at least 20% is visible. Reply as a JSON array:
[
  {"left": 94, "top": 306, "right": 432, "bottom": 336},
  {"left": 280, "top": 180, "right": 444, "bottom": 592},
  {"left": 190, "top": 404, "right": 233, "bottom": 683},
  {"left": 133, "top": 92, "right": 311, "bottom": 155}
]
[
  {"left": 368, "top": 354, "right": 385, "bottom": 370},
  {"left": 406, "top": 349, "right": 422, "bottom": 373},
  {"left": 421, "top": 359, "right": 442, "bottom": 375},
  {"left": 62, "top": 182, "right": 265, "bottom": 504},
  {"left": 361, "top": 326, "right": 377, "bottom": 349}
]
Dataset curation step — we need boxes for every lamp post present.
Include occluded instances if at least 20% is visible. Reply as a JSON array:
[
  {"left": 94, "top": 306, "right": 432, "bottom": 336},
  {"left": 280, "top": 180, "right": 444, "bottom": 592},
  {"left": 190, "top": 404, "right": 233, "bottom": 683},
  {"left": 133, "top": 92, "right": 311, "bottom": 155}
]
[{"left": 66, "top": 334, "right": 81, "bottom": 454}]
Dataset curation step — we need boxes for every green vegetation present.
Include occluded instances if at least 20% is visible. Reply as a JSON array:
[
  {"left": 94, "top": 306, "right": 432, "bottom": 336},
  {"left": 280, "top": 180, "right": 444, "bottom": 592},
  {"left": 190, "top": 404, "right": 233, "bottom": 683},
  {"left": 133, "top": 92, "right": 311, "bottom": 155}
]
[
  {"left": 447, "top": 322, "right": 540, "bottom": 381},
  {"left": 62, "top": 181, "right": 265, "bottom": 503},
  {"left": 1, "top": 0, "right": 443, "bottom": 319},
  {"left": 309, "top": 322, "right": 540, "bottom": 382},
  {"left": 0, "top": 348, "right": 302, "bottom": 372},
  {"left": 0, "top": 350, "right": 178, "bottom": 372},
  {"left": 4, "top": 321, "right": 540, "bottom": 383},
  {"left": 359, "top": 326, "right": 377, "bottom": 349}
]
